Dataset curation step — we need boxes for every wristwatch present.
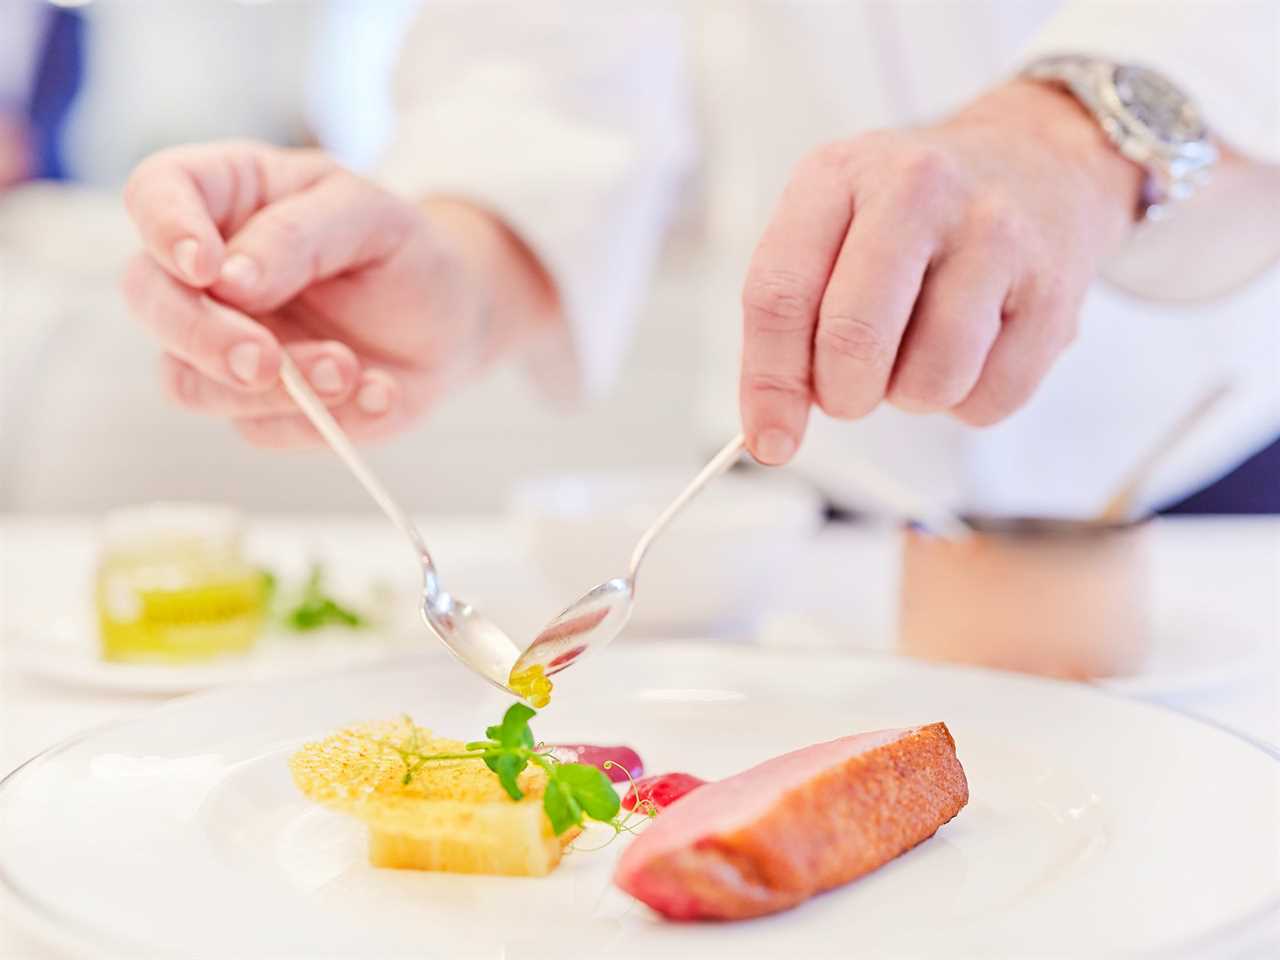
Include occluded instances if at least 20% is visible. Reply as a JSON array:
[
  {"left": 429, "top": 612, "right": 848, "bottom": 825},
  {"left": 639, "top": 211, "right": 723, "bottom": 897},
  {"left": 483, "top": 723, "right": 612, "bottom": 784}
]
[{"left": 1023, "top": 55, "right": 1218, "bottom": 221}]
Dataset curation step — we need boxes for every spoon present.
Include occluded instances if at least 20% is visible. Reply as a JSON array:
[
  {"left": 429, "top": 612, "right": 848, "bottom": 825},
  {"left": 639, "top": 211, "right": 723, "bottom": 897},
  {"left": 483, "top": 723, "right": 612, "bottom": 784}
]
[
  {"left": 506, "top": 433, "right": 749, "bottom": 702},
  {"left": 1096, "top": 380, "right": 1233, "bottom": 524},
  {"left": 278, "top": 355, "right": 523, "bottom": 695}
]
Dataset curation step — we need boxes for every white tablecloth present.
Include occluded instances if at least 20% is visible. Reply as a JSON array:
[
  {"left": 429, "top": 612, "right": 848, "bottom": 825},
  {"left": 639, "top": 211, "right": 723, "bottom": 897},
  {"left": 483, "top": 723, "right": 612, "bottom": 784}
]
[{"left": 2, "top": 514, "right": 1277, "bottom": 958}]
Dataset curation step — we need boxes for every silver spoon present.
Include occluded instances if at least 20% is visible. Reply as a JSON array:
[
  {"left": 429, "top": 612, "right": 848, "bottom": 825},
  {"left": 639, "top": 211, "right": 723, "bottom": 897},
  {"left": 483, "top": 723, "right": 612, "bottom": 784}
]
[
  {"left": 506, "top": 433, "right": 748, "bottom": 702},
  {"left": 278, "top": 354, "right": 522, "bottom": 695}
]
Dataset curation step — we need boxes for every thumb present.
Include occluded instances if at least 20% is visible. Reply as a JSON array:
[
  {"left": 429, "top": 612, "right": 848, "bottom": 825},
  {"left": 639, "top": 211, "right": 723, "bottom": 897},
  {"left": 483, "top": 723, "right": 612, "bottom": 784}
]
[{"left": 210, "top": 171, "right": 420, "bottom": 314}]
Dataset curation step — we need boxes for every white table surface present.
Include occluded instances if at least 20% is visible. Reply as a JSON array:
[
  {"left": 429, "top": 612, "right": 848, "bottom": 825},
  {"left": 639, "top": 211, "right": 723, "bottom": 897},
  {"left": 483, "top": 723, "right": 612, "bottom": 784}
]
[{"left": 1, "top": 514, "right": 1278, "bottom": 958}]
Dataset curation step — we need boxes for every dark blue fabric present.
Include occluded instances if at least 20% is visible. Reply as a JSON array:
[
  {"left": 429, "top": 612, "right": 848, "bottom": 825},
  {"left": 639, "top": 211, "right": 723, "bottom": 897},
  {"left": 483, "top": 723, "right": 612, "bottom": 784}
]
[
  {"left": 25, "top": 5, "right": 85, "bottom": 181},
  {"left": 1159, "top": 434, "right": 1280, "bottom": 515}
]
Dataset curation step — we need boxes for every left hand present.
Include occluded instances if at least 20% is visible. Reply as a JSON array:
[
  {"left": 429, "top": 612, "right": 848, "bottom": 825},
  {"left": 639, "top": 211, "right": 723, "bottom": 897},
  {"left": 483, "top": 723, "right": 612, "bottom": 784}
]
[{"left": 739, "top": 79, "right": 1144, "bottom": 465}]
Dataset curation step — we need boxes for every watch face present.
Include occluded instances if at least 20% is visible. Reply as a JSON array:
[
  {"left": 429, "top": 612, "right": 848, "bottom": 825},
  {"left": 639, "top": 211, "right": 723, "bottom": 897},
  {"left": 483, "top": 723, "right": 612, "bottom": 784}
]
[{"left": 1112, "top": 65, "right": 1207, "bottom": 145}]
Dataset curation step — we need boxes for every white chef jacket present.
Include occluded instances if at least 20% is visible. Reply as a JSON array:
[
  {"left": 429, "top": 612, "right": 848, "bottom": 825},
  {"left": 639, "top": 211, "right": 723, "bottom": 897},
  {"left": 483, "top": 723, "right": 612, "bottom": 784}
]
[{"left": 380, "top": 0, "right": 1280, "bottom": 518}]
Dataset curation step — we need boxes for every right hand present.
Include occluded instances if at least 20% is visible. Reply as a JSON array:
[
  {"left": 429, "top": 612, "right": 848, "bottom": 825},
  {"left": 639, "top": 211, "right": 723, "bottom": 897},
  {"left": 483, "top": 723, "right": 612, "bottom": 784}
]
[{"left": 122, "top": 141, "right": 505, "bottom": 447}]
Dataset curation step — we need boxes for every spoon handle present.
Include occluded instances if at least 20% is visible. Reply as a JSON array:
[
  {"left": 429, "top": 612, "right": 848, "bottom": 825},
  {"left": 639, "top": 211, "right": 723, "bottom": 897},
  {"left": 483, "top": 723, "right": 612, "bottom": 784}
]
[
  {"left": 628, "top": 433, "right": 747, "bottom": 580},
  {"left": 278, "top": 355, "right": 434, "bottom": 567},
  {"left": 1096, "top": 380, "right": 1233, "bottom": 523}
]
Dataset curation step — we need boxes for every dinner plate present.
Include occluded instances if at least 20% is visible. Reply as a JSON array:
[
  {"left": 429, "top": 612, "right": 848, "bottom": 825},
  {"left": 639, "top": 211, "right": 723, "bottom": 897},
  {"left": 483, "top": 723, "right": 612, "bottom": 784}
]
[{"left": 1, "top": 644, "right": 1277, "bottom": 958}]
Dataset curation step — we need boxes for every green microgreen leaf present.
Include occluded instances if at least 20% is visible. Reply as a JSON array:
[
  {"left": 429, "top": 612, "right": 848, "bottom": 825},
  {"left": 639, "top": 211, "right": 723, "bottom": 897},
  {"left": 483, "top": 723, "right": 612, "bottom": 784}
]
[
  {"left": 551, "top": 763, "right": 621, "bottom": 822},
  {"left": 495, "top": 703, "right": 537, "bottom": 750},
  {"left": 492, "top": 752, "right": 527, "bottom": 801},
  {"left": 542, "top": 778, "right": 582, "bottom": 836}
]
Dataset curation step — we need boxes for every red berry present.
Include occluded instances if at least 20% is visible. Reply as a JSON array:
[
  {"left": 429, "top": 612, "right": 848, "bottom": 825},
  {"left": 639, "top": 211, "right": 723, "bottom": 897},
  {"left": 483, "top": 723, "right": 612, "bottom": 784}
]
[{"left": 622, "top": 772, "right": 707, "bottom": 813}]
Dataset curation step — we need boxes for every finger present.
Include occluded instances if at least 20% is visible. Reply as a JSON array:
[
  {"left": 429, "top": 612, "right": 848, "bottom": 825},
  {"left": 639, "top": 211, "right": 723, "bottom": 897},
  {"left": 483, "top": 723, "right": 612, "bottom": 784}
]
[
  {"left": 886, "top": 246, "right": 1008, "bottom": 413},
  {"left": 740, "top": 146, "right": 856, "bottom": 465},
  {"left": 123, "top": 141, "right": 333, "bottom": 287},
  {"left": 812, "top": 196, "right": 935, "bottom": 419},
  {"left": 162, "top": 340, "right": 360, "bottom": 417},
  {"left": 121, "top": 252, "right": 280, "bottom": 388},
  {"left": 951, "top": 288, "right": 1077, "bottom": 426},
  {"left": 210, "top": 172, "right": 416, "bottom": 315},
  {"left": 233, "top": 370, "right": 411, "bottom": 449}
]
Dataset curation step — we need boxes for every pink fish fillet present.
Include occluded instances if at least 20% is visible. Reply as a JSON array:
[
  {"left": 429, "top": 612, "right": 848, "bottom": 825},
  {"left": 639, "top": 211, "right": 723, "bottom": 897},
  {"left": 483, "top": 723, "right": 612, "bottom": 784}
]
[{"left": 613, "top": 723, "right": 968, "bottom": 920}]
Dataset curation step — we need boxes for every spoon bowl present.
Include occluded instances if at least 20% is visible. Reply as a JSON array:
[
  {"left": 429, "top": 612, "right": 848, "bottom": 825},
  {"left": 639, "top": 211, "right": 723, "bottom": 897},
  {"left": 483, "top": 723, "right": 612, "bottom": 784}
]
[
  {"left": 420, "top": 571, "right": 523, "bottom": 695},
  {"left": 517, "top": 577, "right": 633, "bottom": 679}
]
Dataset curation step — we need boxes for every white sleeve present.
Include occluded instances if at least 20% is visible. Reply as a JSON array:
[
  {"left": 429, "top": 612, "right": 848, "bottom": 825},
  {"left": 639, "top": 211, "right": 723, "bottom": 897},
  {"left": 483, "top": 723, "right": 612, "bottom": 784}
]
[
  {"left": 1020, "top": 0, "right": 1279, "bottom": 161},
  {"left": 378, "top": 2, "right": 696, "bottom": 401}
]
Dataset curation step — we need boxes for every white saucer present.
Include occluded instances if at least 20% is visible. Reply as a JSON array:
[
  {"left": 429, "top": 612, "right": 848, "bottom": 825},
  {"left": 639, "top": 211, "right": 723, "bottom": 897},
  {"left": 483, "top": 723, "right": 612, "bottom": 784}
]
[{"left": 5, "top": 613, "right": 415, "bottom": 694}]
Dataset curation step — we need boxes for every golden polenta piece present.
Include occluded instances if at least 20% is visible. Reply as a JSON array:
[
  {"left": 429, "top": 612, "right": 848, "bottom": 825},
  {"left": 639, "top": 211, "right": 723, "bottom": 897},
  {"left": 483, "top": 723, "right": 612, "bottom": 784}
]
[{"left": 290, "top": 718, "right": 576, "bottom": 876}]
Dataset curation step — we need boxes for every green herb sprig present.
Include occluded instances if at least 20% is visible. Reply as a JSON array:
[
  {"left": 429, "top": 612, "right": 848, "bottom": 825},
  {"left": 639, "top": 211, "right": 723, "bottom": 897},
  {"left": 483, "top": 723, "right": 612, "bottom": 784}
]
[
  {"left": 283, "top": 564, "right": 366, "bottom": 631},
  {"left": 373, "top": 704, "right": 655, "bottom": 838}
]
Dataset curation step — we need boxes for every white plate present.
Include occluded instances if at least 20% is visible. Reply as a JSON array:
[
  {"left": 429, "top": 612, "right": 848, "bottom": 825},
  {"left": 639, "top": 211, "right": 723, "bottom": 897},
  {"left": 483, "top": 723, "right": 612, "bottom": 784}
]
[
  {"left": 5, "top": 615, "right": 416, "bottom": 695},
  {"left": 1, "top": 644, "right": 1277, "bottom": 958}
]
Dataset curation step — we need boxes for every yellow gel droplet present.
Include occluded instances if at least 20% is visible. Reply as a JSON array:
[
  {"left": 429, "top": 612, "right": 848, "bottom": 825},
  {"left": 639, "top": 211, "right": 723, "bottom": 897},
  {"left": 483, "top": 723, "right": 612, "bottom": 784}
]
[{"left": 509, "top": 663, "right": 553, "bottom": 708}]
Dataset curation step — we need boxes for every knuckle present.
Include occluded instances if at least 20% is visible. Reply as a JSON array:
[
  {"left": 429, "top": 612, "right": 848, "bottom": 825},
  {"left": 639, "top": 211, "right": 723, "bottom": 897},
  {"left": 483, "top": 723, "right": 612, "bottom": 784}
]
[
  {"left": 813, "top": 369, "right": 879, "bottom": 419},
  {"left": 962, "top": 374, "right": 1027, "bottom": 426},
  {"left": 803, "top": 140, "right": 856, "bottom": 176},
  {"left": 967, "top": 196, "right": 1028, "bottom": 252},
  {"left": 743, "top": 269, "right": 820, "bottom": 334},
  {"left": 258, "top": 212, "right": 310, "bottom": 255},
  {"left": 742, "top": 370, "right": 810, "bottom": 401},
  {"left": 890, "top": 366, "right": 970, "bottom": 411},
  {"left": 896, "top": 145, "right": 959, "bottom": 199},
  {"left": 815, "top": 314, "right": 888, "bottom": 368}
]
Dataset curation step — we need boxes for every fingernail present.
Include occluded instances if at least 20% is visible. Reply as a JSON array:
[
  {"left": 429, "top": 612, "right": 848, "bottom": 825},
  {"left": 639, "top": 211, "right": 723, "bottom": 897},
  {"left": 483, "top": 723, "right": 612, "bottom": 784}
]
[
  {"left": 227, "top": 342, "right": 262, "bottom": 384},
  {"left": 755, "top": 429, "right": 797, "bottom": 465},
  {"left": 309, "top": 357, "right": 344, "bottom": 394},
  {"left": 173, "top": 239, "right": 200, "bottom": 283},
  {"left": 220, "top": 253, "right": 260, "bottom": 290},
  {"left": 356, "top": 379, "right": 390, "bottom": 415}
]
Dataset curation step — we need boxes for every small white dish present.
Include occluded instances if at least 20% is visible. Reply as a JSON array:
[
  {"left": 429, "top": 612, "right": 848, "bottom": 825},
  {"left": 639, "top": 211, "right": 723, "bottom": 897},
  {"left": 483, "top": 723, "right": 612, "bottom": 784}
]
[
  {"left": 5, "top": 614, "right": 412, "bottom": 695},
  {"left": 1, "top": 643, "right": 1276, "bottom": 957}
]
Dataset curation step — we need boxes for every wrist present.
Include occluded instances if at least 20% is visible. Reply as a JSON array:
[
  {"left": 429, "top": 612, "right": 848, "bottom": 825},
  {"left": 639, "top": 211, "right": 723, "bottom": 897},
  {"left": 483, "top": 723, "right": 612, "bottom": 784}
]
[
  {"left": 420, "top": 197, "right": 562, "bottom": 366},
  {"left": 951, "top": 79, "right": 1146, "bottom": 245}
]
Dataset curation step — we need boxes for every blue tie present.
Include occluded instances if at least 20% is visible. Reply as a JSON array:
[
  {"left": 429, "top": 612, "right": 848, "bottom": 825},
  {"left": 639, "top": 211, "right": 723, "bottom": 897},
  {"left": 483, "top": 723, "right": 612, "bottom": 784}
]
[{"left": 26, "top": 4, "right": 85, "bottom": 181}]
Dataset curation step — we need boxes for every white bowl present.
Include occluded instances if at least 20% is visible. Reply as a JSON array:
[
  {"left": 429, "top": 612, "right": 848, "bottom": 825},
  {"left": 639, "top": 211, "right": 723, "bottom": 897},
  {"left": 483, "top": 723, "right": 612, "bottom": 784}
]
[{"left": 509, "top": 468, "right": 824, "bottom": 633}]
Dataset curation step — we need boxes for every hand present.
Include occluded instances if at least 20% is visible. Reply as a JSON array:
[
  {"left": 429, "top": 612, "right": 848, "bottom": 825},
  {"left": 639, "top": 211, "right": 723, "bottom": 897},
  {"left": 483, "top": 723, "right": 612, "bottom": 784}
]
[
  {"left": 0, "top": 113, "right": 32, "bottom": 188},
  {"left": 739, "top": 80, "right": 1144, "bottom": 465},
  {"left": 122, "top": 140, "right": 556, "bottom": 447}
]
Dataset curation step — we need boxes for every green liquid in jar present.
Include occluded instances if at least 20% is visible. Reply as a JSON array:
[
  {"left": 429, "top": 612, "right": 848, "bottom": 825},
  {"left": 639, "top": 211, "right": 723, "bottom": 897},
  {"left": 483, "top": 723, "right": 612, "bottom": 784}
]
[{"left": 97, "top": 567, "right": 268, "bottom": 663}]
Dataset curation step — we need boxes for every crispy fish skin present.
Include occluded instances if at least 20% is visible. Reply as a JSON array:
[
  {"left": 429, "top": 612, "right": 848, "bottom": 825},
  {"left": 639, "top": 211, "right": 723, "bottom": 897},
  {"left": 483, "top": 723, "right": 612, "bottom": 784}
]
[{"left": 614, "top": 723, "right": 968, "bottom": 920}]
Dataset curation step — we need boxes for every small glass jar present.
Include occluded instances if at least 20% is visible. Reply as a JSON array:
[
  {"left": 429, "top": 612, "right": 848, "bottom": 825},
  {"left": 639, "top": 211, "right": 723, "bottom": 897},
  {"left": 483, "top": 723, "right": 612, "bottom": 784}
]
[
  {"left": 95, "top": 503, "right": 267, "bottom": 662},
  {"left": 898, "top": 517, "right": 1151, "bottom": 681}
]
